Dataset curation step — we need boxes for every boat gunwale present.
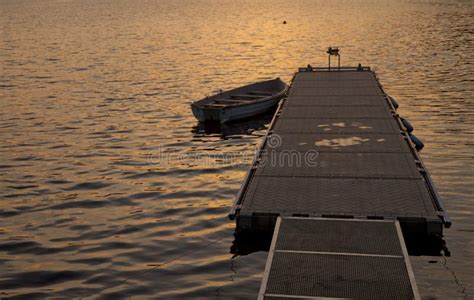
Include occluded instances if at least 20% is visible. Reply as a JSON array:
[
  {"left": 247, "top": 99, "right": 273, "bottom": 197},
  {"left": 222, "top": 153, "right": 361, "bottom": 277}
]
[{"left": 192, "top": 78, "right": 288, "bottom": 109}]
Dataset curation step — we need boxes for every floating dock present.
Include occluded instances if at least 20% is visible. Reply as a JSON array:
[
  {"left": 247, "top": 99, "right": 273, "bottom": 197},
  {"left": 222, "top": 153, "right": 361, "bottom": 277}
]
[
  {"left": 230, "top": 66, "right": 451, "bottom": 299},
  {"left": 229, "top": 67, "right": 450, "bottom": 237}
]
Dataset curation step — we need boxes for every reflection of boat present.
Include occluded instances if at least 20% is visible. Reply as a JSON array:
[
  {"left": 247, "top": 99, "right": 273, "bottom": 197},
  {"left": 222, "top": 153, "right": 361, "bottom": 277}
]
[
  {"left": 192, "top": 108, "right": 276, "bottom": 139},
  {"left": 191, "top": 78, "right": 288, "bottom": 123}
]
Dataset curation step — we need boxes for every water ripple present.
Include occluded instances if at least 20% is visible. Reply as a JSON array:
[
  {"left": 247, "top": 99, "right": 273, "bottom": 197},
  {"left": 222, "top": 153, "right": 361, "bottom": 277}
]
[{"left": 0, "top": 0, "right": 473, "bottom": 298}]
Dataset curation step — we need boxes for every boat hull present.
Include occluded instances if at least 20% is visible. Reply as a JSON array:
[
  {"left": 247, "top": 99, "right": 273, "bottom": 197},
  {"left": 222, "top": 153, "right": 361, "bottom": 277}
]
[
  {"left": 191, "top": 78, "right": 288, "bottom": 123},
  {"left": 192, "top": 97, "right": 280, "bottom": 123}
]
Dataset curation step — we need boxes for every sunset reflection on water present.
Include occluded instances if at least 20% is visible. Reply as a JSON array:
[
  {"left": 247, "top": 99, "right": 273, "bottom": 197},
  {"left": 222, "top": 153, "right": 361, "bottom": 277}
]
[{"left": 0, "top": 0, "right": 473, "bottom": 298}]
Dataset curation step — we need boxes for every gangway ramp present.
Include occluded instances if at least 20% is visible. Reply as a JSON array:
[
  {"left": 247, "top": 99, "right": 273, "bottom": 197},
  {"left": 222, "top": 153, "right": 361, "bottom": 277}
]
[{"left": 259, "top": 217, "right": 420, "bottom": 300}]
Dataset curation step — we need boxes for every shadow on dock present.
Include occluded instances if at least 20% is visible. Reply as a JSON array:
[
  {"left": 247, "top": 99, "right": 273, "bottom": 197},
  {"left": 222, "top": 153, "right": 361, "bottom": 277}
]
[
  {"left": 404, "top": 235, "right": 450, "bottom": 257},
  {"left": 230, "top": 230, "right": 273, "bottom": 257}
]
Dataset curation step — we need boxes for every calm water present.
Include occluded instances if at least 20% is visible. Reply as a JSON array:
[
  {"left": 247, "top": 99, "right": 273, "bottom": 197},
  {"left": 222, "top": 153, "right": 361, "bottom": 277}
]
[{"left": 1, "top": 0, "right": 473, "bottom": 298}]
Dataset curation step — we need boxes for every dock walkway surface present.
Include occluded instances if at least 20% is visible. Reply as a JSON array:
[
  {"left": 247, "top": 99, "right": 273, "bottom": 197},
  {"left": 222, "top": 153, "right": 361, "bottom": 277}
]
[
  {"left": 259, "top": 217, "right": 420, "bottom": 299},
  {"left": 230, "top": 67, "right": 450, "bottom": 238}
]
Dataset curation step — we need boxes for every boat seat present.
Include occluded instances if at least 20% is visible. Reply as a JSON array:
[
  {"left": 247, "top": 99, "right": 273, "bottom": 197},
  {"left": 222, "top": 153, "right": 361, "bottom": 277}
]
[
  {"left": 214, "top": 99, "right": 253, "bottom": 104},
  {"left": 204, "top": 103, "right": 228, "bottom": 108},
  {"left": 230, "top": 94, "right": 266, "bottom": 100},
  {"left": 247, "top": 91, "right": 274, "bottom": 96}
]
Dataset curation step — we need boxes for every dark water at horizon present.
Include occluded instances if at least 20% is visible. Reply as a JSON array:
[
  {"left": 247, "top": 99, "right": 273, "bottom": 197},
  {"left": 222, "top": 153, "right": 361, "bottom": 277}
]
[{"left": 1, "top": 0, "right": 473, "bottom": 299}]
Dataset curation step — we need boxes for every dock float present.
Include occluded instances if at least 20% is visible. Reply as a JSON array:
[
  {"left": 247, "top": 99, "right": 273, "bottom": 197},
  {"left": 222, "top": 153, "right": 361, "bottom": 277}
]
[
  {"left": 259, "top": 217, "right": 420, "bottom": 300},
  {"left": 229, "top": 66, "right": 450, "bottom": 238}
]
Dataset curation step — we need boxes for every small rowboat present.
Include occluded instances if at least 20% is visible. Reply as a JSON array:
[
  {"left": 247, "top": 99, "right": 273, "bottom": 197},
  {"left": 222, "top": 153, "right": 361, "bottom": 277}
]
[{"left": 191, "top": 78, "right": 288, "bottom": 123}]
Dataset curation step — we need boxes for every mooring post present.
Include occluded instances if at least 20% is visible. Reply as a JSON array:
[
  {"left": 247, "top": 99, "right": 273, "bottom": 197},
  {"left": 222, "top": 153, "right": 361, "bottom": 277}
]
[{"left": 327, "top": 47, "right": 340, "bottom": 71}]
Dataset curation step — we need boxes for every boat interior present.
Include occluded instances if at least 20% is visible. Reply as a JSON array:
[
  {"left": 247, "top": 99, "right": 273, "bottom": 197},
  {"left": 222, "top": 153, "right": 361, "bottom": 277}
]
[
  {"left": 196, "top": 78, "right": 287, "bottom": 108},
  {"left": 204, "top": 91, "right": 274, "bottom": 107}
]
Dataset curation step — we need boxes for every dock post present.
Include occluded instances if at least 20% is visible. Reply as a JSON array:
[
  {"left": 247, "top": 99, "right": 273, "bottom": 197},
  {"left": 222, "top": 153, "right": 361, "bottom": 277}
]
[{"left": 327, "top": 46, "right": 340, "bottom": 71}]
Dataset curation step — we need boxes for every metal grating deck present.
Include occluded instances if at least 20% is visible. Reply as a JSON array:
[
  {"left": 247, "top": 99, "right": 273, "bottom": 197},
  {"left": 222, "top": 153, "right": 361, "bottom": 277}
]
[
  {"left": 273, "top": 118, "right": 402, "bottom": 134},
  {"left": 286, "top": 95, "right": 387, "bottom": 106},
  {"left": 291, "top": 80, "right": 380, "bottom": 88},
  {"left": 261, "top": 133, "right": 412, "bottom": 153},
  {"left": 230, "top": 68, "right": 450, "bottom": 236},
  {"left": 280, "top": 106, "right": 393, "bottom": 119},
  {"left": 294, "top": 71, "right": 376, "bottom": 81},
  {"left": 241, "top": 177, "right": 438, "bottom": 218},
  {"left": 259, "top": 217, "right": 420, "bottom": 300},
  {"left": 254, "top": 152, "right": 422, "bottom": 178}
]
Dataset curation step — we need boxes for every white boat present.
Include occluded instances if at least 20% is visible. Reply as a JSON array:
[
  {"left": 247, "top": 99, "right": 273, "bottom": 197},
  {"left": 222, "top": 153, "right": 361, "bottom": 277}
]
[{"left": 191, "top": 78, "right": 288, "bottom": 123}]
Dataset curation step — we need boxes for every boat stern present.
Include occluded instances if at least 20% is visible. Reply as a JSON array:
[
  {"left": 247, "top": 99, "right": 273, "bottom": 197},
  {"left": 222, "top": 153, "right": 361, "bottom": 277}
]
[
  {"left": 191, "top": 103, "right": 206, "bottom": 122},
  {"left": 192, "top": 103, "right": 228, "bottom": 123}
]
